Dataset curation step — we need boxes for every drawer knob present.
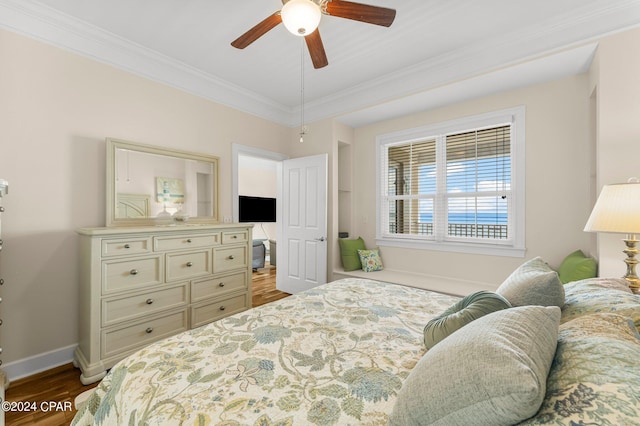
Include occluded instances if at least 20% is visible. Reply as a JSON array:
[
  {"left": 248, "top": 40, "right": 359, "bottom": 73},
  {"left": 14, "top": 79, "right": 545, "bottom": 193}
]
[
  {"left": 145, "top": 327, "right": 153, "bottom": 334},
  {"left": 186, "top": 262, "right": 193, "bottom": 267},
  {"left": 218, "top": 282, "right": 225, "bottom": 287},
  {"left": 186, "top": 239, "right": 192, "bottom": 243},
  {"left": 130, "top": 269, "right": 139, "bottom": 276},
  {"left": 145, "top": 298, "right": 154, "bottom": 305},
  {"left": 0, "top": 278, "right": 4, "bottom": 285},
  {"left": 232, "top": 235, "right": 237, "bottom": 239},
  {"left": 228, "top": 255, "right": 234, "bottom": 260},
  {"left": 124, "top": 244, "right": 130, "bottom": 249},
  {"left": 219, "top": 306, "right": 226, "bottom": 311}
]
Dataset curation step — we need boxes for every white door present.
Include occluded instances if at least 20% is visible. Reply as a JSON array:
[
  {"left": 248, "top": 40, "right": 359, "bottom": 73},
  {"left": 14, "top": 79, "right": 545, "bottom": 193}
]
[{"left": 276, "top": 154, "right": 328, "bottom": 294}]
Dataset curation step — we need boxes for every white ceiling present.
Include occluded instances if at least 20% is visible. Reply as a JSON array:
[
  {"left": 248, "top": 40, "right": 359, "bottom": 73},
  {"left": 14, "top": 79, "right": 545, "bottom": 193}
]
[{"left": 2, "top": 0, "right": 640, "bottom": 127}]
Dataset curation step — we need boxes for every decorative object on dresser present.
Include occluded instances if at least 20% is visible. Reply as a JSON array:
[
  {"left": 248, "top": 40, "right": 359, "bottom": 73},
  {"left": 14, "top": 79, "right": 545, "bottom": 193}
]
[
  {"left": 584, "top": 178, "right": 640, "bottom": 293},
  {"left": 74, "top": 224, "right": 253, "bottom": 385}
]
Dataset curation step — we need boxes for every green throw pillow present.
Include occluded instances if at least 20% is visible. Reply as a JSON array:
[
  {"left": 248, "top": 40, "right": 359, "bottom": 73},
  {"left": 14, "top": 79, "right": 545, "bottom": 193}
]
[
  {"left": 423, "top": 291, "right": 511, "bottom": 349},
  {"left": 338, "top": 237, "right": 366, "bottom": 271},
  {"left": 557, "top": 250, "right": 597, "bottom": 284}
]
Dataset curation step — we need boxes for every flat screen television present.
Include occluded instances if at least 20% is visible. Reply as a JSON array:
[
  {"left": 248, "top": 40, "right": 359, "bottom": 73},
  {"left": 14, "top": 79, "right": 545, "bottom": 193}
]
[{"left": 239, "top": 195, "right": 276, "bottom": 223}]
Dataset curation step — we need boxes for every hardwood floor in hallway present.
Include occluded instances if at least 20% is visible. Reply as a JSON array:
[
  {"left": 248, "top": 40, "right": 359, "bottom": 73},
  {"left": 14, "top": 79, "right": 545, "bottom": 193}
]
[
  {"left": 252, "top": 264, "right": 290, "bottom": 306},
  {"left": 4, "top": 265, "right": 289, "bottom": 425}
]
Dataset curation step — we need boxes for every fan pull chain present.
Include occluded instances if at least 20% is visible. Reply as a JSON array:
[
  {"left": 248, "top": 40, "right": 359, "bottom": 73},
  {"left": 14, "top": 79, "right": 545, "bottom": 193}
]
[{"left": 300, "top": 39, "right": 306, "bottom": 143}]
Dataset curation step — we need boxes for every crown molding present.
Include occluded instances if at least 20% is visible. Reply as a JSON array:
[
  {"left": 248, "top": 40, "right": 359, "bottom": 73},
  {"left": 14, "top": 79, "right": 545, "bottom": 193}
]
[
  {"left": 336, "top": 43, "right": 598, "bottom": 128},
  {"left": 305, "top": 0, "right": 640, "bottom": 126},
  {"left": 2, "top": 0, "right": 639, "bottom": 128},
  {"left": 0, "top": 0, "right": 294, "bottom": 125}
]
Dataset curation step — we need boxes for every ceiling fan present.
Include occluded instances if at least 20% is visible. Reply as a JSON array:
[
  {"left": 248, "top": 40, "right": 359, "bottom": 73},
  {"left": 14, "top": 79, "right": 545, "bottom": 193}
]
[{"left": 231, "top": 0, "right": 396, "bottom": 69}]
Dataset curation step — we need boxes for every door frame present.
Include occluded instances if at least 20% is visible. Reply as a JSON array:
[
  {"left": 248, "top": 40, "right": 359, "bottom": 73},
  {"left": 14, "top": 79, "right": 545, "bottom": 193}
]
[{"left": 231, "top": 144, "right": 289, "bottom": 223}]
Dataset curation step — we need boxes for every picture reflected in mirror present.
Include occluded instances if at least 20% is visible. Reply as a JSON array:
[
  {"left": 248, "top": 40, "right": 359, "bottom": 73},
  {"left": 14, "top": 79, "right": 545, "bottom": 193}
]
[{"left": 107, "top": 138, "right": 219, "bottom": 226}]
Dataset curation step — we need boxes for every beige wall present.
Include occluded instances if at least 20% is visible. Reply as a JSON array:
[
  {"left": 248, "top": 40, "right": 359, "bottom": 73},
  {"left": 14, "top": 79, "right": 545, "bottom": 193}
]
[
  {"left": 1, "top": 23, "right": 638, "bottom": 378},
  {"left": 588, "top": 28, "right": 640, "bottom": 278},
  {"left": 0, "top": 29, "right": 293, "bottom": 369},
  {"left": 351, "top": 74, "right": 593, "bottom": 289}
]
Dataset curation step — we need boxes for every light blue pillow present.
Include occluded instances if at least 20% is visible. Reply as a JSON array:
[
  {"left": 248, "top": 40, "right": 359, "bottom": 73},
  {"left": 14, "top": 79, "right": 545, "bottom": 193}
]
[
  {"left": 496, "top": 257, "right": 564, "bottom": 308},
  {"left": 390, "top": 306, "right": 561, "bottom": 426}
]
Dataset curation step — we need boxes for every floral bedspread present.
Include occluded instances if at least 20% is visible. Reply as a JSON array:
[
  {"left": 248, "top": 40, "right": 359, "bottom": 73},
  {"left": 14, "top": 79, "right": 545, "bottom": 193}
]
[
  {"left": 72, "top": 278, "right": 459, "bottom": 425},
  {"left": 519, "top": 278, "right": 640, "bottom": 425}
]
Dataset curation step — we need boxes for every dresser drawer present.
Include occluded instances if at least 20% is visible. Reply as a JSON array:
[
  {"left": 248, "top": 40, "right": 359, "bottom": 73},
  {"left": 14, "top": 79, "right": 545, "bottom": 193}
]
[
  {"left": 166, "top": 250, "right": 211, "bottom": 281},
  {"left": 102, "top": 237, "right": 152, "bottom": 257},
  {"left": 222, "top": 230, "right": 249, "bottom": 244},
  {"left": 102, "top": 283, "right": 189, "bottom": 327},
  {"left": 154, "top": 233, "right": 220, "bottom": 251},
  {"left": 102, "top": 256, "right": 163, "bottom": 294},
  {"left": 191, "top": 271, "right": 247, "bottom": 303},
  {"left": 213, "top": 246, "right": 247, "bottom": 273},
  {"left": 101, "top": 310, "right": 188, "bottom": 359},
  {"left": 190, "top": 293, "right": 250, "bottom": 328}
]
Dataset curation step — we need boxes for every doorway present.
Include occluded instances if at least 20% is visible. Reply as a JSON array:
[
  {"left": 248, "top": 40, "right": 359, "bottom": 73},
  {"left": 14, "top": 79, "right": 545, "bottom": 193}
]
[{"left": 232, "top": 144, "right": 289, "bottom": 306}]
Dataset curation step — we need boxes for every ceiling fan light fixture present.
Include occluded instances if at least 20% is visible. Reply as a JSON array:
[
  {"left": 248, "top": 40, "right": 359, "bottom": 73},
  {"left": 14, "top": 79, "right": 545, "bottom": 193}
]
[{"left": 281, "top": 0, "right": 322, "bottom": 36}]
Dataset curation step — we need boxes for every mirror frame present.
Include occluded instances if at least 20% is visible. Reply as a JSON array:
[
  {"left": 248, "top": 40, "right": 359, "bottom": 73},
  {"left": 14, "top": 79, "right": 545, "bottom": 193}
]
[{"left": 106, "top": 138, "right": 220, "bottom": 227}]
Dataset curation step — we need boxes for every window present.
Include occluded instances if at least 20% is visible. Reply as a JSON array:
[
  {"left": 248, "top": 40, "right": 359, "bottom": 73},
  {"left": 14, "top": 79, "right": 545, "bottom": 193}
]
[{"left": 376, "top": 107, "right": 525, "bottom": 257}]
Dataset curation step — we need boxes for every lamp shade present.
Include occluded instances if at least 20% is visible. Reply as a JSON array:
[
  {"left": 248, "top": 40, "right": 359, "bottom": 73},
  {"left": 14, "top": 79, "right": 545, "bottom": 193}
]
[
  {"left": 584, "top": 182, "right": 640, "bottom": 234},
  {"left": 281, "top": 0, "right": 322, "bottom": 36}
]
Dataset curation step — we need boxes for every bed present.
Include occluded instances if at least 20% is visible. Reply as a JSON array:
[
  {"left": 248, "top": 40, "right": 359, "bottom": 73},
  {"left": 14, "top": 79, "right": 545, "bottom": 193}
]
[{"left": 72, "top": 271, "right": 640, "bottom": 425}]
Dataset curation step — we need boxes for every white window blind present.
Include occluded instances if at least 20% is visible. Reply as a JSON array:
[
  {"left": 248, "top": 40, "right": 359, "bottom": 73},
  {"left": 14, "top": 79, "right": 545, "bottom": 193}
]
[
  {"left": 376, "top": 107, "right": 525, "bottom": 257},
  {"left": 383, "top": 139, "right": 436, "bottom": 237},
  {"left": 443, "top": 125, "right": 511, "bottom": 241}
]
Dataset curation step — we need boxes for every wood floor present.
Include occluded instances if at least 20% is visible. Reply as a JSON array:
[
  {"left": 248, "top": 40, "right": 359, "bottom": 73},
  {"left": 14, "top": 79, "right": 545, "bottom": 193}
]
[
  {"left": 252, "top": 264, "right": 289, "bottom": 306},
  {"left": 4, "top": 265, "right": 288, "bottom": 425}
]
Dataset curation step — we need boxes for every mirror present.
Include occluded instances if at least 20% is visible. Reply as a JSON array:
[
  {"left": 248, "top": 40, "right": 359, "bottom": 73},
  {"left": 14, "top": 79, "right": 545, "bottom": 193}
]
[{"left": 106, "top": 138, "right": 219, "bottom": 226}]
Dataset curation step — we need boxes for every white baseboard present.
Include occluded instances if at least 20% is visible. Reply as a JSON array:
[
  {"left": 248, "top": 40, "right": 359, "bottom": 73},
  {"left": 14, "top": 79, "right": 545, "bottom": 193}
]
[{"left": 3, "top": 344, "right": 77, "bottom": 382}]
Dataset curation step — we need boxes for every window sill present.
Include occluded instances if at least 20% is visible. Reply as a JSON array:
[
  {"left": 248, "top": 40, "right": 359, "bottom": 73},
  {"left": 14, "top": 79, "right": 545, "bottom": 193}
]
[{"left": 375, "top": 237, "right": 526, "bottom": 258}]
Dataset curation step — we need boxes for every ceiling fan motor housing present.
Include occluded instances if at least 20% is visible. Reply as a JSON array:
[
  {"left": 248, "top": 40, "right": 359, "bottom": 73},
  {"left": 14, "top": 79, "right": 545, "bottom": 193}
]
[{"left": 281, "top": 0, "right": 323, "bottom": 36}]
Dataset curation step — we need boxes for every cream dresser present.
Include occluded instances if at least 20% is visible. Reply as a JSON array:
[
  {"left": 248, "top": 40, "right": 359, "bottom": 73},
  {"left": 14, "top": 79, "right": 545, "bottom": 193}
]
[{"left": 74, "top": 224, "right": 253, "bottom": 385}]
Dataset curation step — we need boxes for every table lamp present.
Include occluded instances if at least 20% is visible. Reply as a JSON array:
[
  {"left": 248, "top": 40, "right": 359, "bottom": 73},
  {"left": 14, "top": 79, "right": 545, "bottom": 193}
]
[{"left": 584, "top": 179, "right": 640, "bottom": 293}]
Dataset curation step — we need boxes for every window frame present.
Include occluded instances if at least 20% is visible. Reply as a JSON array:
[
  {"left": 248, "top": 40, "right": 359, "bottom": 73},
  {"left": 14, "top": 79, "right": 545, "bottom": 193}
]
[{"left": 375, "top": 106, "right": 526, "bottom": 257}]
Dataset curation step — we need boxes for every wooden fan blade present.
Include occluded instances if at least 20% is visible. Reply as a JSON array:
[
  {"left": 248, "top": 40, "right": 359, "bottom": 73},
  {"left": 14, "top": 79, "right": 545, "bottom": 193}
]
[
  {"left": 231, "top": 12, "right": 282, "bottom": 49},
  {"left": 326, "top": 0, "right": 396, "bottom": 27},
  {"left": 305, "top": 29, "right": 328, "bottom": 69}
]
